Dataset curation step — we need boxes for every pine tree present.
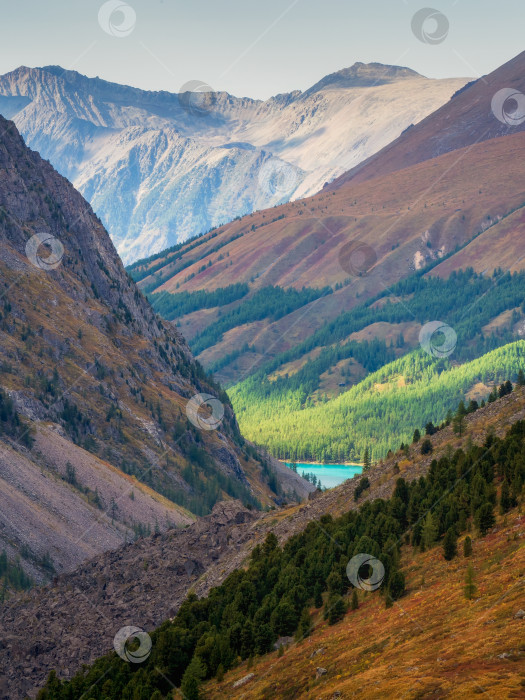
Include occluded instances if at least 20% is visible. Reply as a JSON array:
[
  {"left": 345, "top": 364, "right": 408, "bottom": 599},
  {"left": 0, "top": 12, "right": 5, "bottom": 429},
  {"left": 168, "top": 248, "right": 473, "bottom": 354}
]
[
  {"left": 351, "top": 589, "right": 359, "bottom": 610},
  {"left": 421, "top": 511, "right": 438, "bottom": 550},
  {"left": 181, "top": 657, "right": 206, "bottom": 700},
  {"left": 314, "top": 582, "right": 323, "bottom": 608},
  {"left": 240, "top": 621, "right": 254, "bottom": 658},
  {"left": 412, "top": 428, "right": 421, "bottom": 443},
  {"left": 443, "top": 527, "right": 457, "bottom": 560},
  {"left": 297, "top": 608, "right": 312, "bottom": 639},
  {"left": 464, "top": 564, "right": 476, "bottom": 600},
  {"left": 475, "top": 503, "right": 495, "bottom": 536},
  {"left": 421, "top": 438, "right": 433, "bottom": 455},
  {"left": 254, "top": 622, "right": 274, "bottom": 655},
  {"left": 499, "top": 481, "right": 512, "bottom": 514},
  {"left": 327, "top": 595, "right": 346, "bottom": 625},
  {"left": 453, "top": 402, "right": 467, "bottom": 436},
  {"left": 463, "top": 535, "right": 472, "bottom": 557},
  {"left": 363, "top": 447, "right": 371, "bottom": 472},
  {"left": 388, "top": 570, "right": 406, "bottom": 601},
  {"left": 518, "top": 369, "right": 525, "bottom": 386}
]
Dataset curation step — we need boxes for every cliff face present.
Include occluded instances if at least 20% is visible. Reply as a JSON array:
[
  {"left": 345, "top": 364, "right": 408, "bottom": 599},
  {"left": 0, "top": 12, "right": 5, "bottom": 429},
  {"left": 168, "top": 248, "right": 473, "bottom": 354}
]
[
  {"left": 0, "top": 116, "right": 309, "bottom": 583},
  {"left": 0, "top": 64, "right": 467, "bottom": 262}
]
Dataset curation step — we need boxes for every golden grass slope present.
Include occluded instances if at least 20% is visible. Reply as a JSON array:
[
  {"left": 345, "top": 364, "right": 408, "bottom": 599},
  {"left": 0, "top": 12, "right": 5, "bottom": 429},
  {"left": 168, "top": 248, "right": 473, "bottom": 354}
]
[{"left": 204, "top": 510, "right": 524, "bottom": 699}]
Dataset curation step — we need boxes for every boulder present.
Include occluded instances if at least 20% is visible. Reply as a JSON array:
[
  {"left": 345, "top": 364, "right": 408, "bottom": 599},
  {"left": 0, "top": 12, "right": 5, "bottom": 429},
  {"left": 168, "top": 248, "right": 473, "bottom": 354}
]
[{"left": 232, "top": 673, "right": 255, "bottom": 688}]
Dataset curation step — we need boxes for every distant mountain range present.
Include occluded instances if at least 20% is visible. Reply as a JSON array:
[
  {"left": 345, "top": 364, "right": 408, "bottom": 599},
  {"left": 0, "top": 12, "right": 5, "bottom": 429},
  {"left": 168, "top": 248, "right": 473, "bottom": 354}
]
[
  {"left": 129, "top": 50, "right": 525, "bottom": 460},
  {"left": 0, "top": 64, "right": 466, "bottom": 262}
]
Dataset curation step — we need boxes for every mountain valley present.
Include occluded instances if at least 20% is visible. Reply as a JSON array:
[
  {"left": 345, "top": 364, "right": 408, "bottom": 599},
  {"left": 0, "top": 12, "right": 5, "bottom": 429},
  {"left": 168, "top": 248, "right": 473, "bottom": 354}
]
[{"left": 0, "top": 14, "right": 524, "bottom": 700}]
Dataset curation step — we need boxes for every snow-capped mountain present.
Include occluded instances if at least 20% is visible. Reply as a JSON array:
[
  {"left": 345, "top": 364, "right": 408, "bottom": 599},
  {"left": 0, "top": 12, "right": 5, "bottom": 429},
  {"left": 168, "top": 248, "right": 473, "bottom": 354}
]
[{"left": 0, "top": 64, "right": 467, "bottom": 262}]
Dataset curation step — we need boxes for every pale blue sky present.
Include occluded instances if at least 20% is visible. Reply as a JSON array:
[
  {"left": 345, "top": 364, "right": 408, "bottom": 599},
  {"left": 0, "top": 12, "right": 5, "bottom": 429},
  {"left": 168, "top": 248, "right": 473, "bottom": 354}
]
[{"left": 0, "top": 0, "right": 523, "bottom": 98}]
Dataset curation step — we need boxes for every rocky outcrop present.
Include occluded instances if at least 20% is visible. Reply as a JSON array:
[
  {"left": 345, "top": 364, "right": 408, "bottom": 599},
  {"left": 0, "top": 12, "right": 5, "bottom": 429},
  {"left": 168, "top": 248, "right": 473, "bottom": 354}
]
[{"left": 0, "top": 501, "right": 256, "bottom": 699}]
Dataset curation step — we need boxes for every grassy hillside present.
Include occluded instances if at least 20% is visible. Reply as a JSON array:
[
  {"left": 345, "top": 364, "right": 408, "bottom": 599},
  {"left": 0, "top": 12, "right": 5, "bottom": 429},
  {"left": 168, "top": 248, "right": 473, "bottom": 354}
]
[
  {"left": 230, "top": 342, "right": 525, "bottom": 462},
  {"left": 37, "top": 394, "right": 525, "bottom": 699},
  {"left": 208, "top": 508, "right": 524, "bottom": 699}
]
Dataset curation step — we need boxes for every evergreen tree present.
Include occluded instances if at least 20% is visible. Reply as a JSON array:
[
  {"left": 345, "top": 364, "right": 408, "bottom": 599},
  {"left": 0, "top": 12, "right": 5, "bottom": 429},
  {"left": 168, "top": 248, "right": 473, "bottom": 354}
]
[
  {"left": 326, "top": 595, "right": 346, "bottom": 625},
  {"left": 412, "top": 428, "right": 421, "bottom": 443},
  {"left": 314, "top": 582, "right": 323, "bottom": 608},
  {"left": 387, "top": 571, "right": 406, "bottom": 601},
  {"left": 499, "top": 481, "right": 513, "bottom": 514},
  {"left": 421, "top": 439, "right": 433, "bottom": 455},
  {"left": 421, "top": 511, "right": 438, "bottom": 550},
  {"left": 517, "top": 369, "right": 525, "bottom": 386},
  {"left": 240, "top": 621, "right": 254, "bottom": 658},
  {"left": 297, "top": 608, "right": 312, "bottom": 639},
  {"left": 363, "top": 447, "right": 371, "bottom": 472},
  {"left": 351, "top": 589, "right": 359, "bottom": 610},
  {"left": 475, "top": 503, "right": 495, "bottom": 536},
  {"left": 443, "top": 527, "right": 457, "bottom": 560},
  {"left": 464, "top": 564, "right": 476, "bottom": 600},
  {"left": 254, "top": 623, "right": 274, "bottom": 655},
  {"left": 453, "top": 402, "right": 467, "bottom": 436},
  {"left": 181, "top": 657, "right": 206, "bottom": 700},
  {"left": 463, "top": 535, "right": 472, "bottom": 557}
]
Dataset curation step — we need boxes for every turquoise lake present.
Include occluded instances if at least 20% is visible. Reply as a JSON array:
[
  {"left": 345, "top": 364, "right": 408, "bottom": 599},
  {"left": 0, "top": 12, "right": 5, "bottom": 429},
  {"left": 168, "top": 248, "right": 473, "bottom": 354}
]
[{"left": 284, "top": 463, "right": 362, "bottom": 489}]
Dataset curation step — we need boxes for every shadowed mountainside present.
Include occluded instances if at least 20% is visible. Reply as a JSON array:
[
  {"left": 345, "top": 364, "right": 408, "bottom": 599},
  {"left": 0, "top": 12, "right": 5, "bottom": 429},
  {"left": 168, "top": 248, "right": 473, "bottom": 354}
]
[{"left": 0, "top": 115, "right": 311, "bottom": 584}]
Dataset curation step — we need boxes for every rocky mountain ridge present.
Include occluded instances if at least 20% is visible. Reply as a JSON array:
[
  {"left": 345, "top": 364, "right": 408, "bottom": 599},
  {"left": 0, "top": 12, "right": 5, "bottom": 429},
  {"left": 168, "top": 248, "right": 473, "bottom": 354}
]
[
  {"left": 0, "top": 115, "right": 310, "bottom": 586},
  {"left": 0, "top": 64, "right": 467, "bottom": 261}
]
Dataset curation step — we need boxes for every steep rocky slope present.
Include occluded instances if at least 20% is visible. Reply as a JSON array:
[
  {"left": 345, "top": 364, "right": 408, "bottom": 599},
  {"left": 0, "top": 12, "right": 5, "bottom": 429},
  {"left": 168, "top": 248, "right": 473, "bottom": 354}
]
[
  {"left": 0, "top": 64, "right": 466, "bottom": 262},
  {"left": 0, "top": 115, "right": 310, "bottom": 583},
  {"left": 0, "top": 501, "right": 256, "bottom": 699}
]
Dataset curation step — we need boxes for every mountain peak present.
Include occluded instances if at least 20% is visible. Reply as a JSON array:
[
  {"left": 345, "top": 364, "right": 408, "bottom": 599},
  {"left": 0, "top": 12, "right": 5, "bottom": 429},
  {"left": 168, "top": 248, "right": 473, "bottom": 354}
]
[{"left": 305, "top": 62, "right": 422, "bottom": 94}]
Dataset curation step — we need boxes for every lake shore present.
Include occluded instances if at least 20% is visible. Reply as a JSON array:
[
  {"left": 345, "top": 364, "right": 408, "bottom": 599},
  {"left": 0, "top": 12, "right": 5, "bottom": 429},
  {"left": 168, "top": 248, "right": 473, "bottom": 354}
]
[
  {"left": 281, "top": 461, "right": 363, "bottom": 467},
  {"left": 281, "top": 462, "right": 363, "bottom": 488}
]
